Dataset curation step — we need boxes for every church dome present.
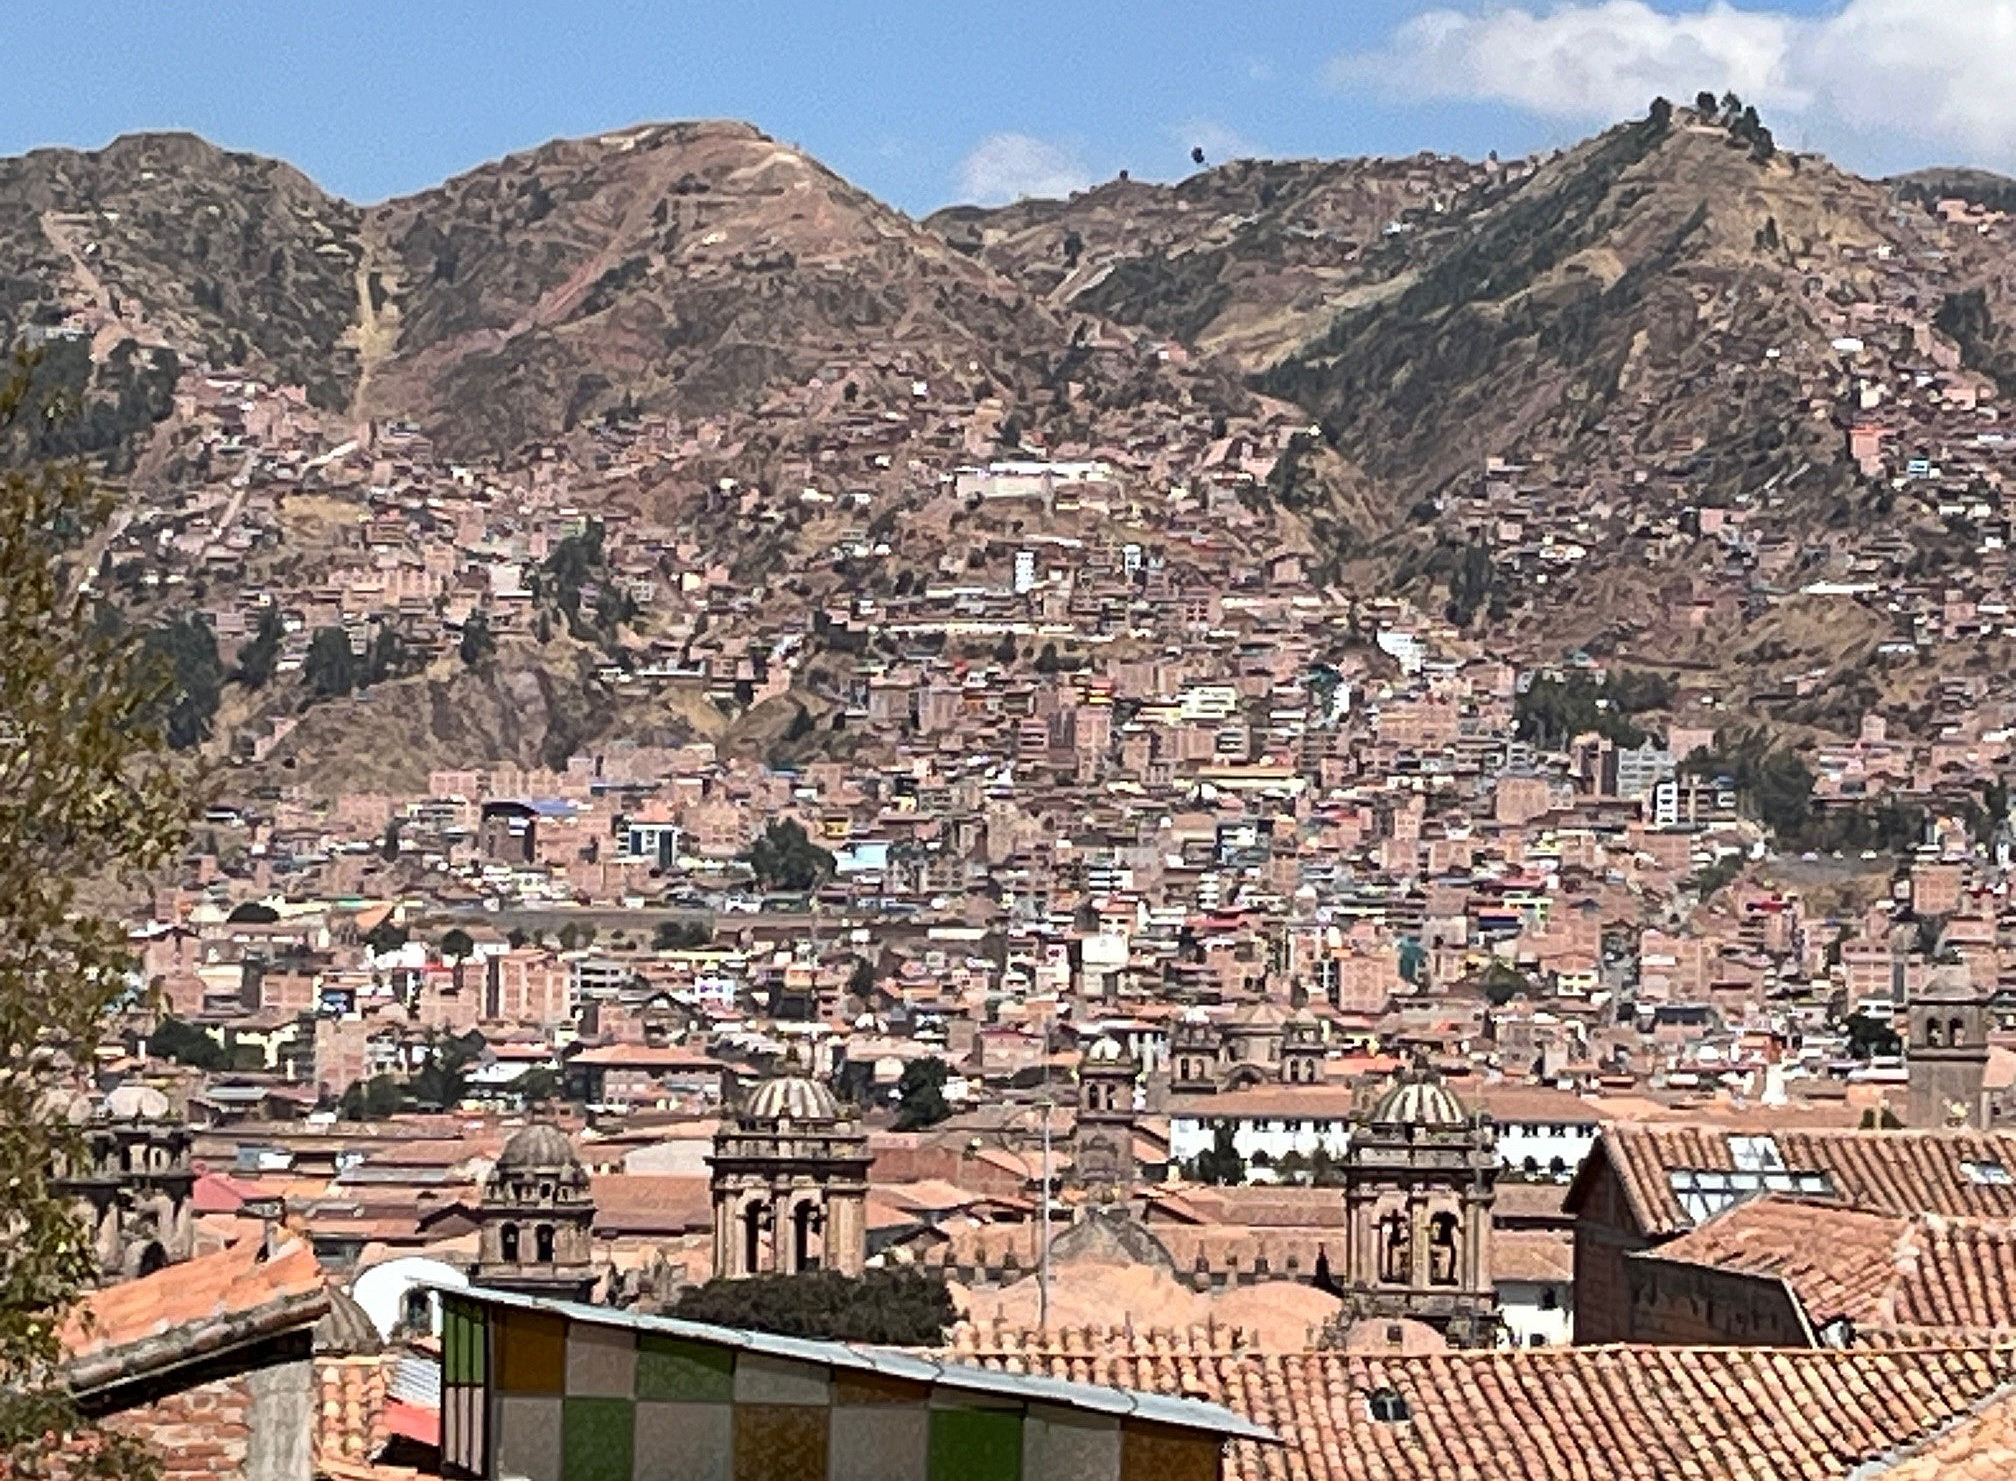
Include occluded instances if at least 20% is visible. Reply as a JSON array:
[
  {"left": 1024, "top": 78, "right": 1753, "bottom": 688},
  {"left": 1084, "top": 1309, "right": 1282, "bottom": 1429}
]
[
  {"left": 745, "top": 1073, "right": 842, "bottom": 1123},
  {"left": 314, "top": 1285, "right": 384, "bottom": 1356},
  {"left": 104, "top": 1084, "right": 173, "bottom": 1121},
  {"left": 1369, "top": 1069, "right": 1470, "bottom": 1128},
  {"left": 496, "top": 1121, "right": 583, "bottom": 1174}
]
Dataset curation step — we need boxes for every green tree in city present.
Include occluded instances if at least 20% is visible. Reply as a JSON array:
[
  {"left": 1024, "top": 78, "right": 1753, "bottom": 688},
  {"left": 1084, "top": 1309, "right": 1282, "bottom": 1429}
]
[
  {"left": 1185, "top": 1123, "right": 1246, "bottom": 1185},
  {"left": 745, "top": 819, "right": 836, "bottom": 893},
  {"left": 893, "top": 1057, "right": 952, "bottom": 1131},
  {"left": 0, "top": 353, "right": 184, "bottom": 1478},
  {"left": 339, "top": 1074, "right": 407, "bottom": 1121},
  {"left": 147, "top": 1017, "right": 226, "bottom": 1071},
  {"left": 441, "top": 926, "right": 475, "bottom": 991},
  {"left": 671, "top": 1268, "right": 957, "bottom": 1345},
  {"left": 363, "top": 622, "right": 406, "bottom": 686}
]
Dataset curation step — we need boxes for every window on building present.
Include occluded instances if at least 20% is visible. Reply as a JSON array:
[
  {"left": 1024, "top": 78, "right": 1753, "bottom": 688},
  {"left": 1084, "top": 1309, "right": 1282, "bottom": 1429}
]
[
  {"left": 499, "top": 1223, "right": 519, "bottom": 1261},
  {"left": 1427, "top": 1211, "right": 1459, "bottom": 1286},
  {"left": 1540, "top": 1285, "right": 1559, "bottom": 1312},
  {"left": 1367, "top": 1389, "right": 1411, "bottom": 1423},
  {"left": 1728, "top": 1136, "right": 1786, "bottom": 1173}
]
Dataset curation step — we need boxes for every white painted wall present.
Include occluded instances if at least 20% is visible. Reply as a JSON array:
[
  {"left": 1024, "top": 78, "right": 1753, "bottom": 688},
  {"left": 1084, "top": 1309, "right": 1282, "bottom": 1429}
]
[{"left": 1498, "top": 1279, "right": 1573, "bottom": 1348}]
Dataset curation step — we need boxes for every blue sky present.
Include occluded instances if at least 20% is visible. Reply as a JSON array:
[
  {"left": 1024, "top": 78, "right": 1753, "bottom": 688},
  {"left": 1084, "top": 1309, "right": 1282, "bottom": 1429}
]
[{"left": 2, "top": 1, "right": 2004, "bottom": 212}]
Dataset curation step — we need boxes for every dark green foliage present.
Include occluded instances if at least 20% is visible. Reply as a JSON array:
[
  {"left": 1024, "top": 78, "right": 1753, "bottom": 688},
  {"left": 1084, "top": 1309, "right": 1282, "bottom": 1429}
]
[
  {"left": 1897, "top": 171, "right": 2016, "bottom": 216},
  {"left": 339, "top": 1074, "right": 406, "bottom": 1120},
  {"left": 1844, "top": 1010, "right": 1902, "bottom": 1060},
  {"left": 459, "top": 608, "right": 496, "bottom": 667},
  {"left": 363, "top": 622, "right": 408, "bottom": 685},
  {"left": 1184, "top": 1122, "right": 1246, "bottom": 1185},
  {"left": 745, "top": 819, "right": 836, "bottom": 892},
  {"left": 139, "top": 612, "right": 224, "bottom": 750},
  {"left": 1934, "top": 289, "right": 2016, "bottom": 401},
  {"left": 440, "top": 927, "right": 475, "bottom": 962},
  {"left": 410, "top": 1031, "right": 482, "bottom": 1109},
  {"left": 0, "top": 353, "right": 185, "bottom": 1479},
  {"left": 893, "top": 1057, "right": 951, "bottom": 1131},
  {"left": 3, "top": 336, "right": 180, "bottom": 467},
  {"left": 669, "top": 1267, "right": 957, "bottom": 1346},
  {"left": 1445, "top": 538, "right": 1494, "bottom": 628},
  {"left": 303, "top": 625, "right": 357, "bottom": 698},
  {"left": 1479, "top": 960, "right": 1535, "bottom": 1006},
  {"left": 227, "top": 901, "right": 279, "bottom": 923},
  {"left": 1260, "top": 112, "right": 1682, "bottom": 480},
  {"left": 1684, "top": 725, "right": 1814, "bottom": 840},
  {"left": 147, "top": 1016, "right": 226, "bottom": 1071},
  {"left": 1688, "top": 854, "right": 1744, "bottom": 898},
  {"left": 1269, "top": 1145, "right": 1347, "bottom": 1187},
  {"left": 540, "top": 522, "right": 633, "bottom": 646},
  {"left": 363, "top": 918, "right": 409, "bottom": 955},
  {"left": 653, "top": 919, "right": 712, "bottom": 950},
  {"left": 509, "top": 1065, "right": 563, "bottom": 1106},
  {"left": 235, "top": 604, "right": 284, "bottom": 688},
  {"left": 1514, "top": 669, "right": 1672, "bottom": 748}
]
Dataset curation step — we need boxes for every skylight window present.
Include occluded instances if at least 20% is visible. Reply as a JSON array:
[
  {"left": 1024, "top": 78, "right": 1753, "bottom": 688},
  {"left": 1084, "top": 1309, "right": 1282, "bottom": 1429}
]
[
  {"left": 1729, "top": 1135, "right": 1786, "bottom": 1173},
  {"left": 1367, "top": 1389, "right": 1411, "bottom": 1423},
  {"left": 1963, "top": 1159, "right": 2014, "bottom": 1186},
  {"left": 1667, "top": 1167, "right": 1834, "bottom": 1224}
]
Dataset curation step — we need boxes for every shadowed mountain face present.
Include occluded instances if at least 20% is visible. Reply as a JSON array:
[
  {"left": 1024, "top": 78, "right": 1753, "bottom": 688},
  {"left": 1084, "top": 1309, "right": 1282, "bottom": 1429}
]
[{"left": 0, "top": 132, "right": 363, "bottom": 409}]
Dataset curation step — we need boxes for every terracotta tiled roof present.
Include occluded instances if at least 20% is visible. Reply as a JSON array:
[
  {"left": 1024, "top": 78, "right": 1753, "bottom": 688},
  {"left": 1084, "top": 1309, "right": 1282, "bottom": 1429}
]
[
  {"left": 1875, "top": 1384, "right": 2016, "bottom": 1479},
  {"left": 64, "top": 1231, "right": 330, "bottom": 1396},
  {"left": 587, "top": 1173, "right": 712, "bottom": 1235},
  {"left": 1646, "top": 1197, "right": 2016, "bottom": 1340},
  {"left": 1578, "top": 1126, "right": 2016, "bottom": 1237},
  {"left": 1492, "top": 1229, "right": 1574, "bottom": 1285},
  {"left": 945, "top": 1331, "right": 2016, "bottom": 1481}
]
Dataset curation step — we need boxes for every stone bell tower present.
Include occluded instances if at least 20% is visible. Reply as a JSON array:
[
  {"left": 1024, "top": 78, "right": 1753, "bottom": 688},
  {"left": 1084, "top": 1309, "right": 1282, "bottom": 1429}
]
[
  {"left": 1908, "top": 966, "right": 1993, "bottom": 1129},
  {"left": 475, "top": 1121, "right": 599, "bottom": 1302},
  {"left": 1072, "top": 1036, "right": 1140, "bottom": 1196},
  {"left": 709, "top": 1060, "right": 870, "bottom": 1279},
  {"left": 1335, "top": 1062, "right": 1499, "bottom": 1348}
]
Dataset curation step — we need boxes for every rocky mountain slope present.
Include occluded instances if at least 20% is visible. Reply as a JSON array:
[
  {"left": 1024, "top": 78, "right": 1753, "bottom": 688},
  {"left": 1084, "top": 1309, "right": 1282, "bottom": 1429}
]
[
  {"left": 357, "top": 120, "right": 1111, "bottom": 458},
  {"left": 10, "top": 103, "right": 2016, "bottom": 772},
  {"left": 0, "top": 132, "right": 363, "bottom": 407}
]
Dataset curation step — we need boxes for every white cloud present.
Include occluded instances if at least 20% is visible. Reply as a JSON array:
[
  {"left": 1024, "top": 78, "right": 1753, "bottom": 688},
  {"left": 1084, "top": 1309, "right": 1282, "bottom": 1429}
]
[
  {"left": 957, "top": 133, "right": 1094, "bottom": 205},
  {"left": 1331, "top": 1, "right": 2016, "bottom": 171},
  {"left": 1173, "top": 118, "right": 1263, "bottom": 166}
]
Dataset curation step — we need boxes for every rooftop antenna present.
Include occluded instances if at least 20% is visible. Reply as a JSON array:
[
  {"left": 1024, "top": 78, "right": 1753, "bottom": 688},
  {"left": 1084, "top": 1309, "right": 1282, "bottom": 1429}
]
[{"left": 1038, "top": 1011, "right": 1054, "bottom": 1333}]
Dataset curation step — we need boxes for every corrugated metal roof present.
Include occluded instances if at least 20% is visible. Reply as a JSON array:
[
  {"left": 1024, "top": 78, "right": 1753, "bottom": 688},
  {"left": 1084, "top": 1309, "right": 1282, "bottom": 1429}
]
[{"left": 432, "top": 1284, "right": 1276, "bottom": 1443}]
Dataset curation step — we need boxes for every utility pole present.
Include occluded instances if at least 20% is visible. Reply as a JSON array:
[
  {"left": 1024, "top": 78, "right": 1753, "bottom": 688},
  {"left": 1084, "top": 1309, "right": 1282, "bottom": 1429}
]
[{"left": 1038, "top": 1095, "right": 1053, "bottom": 1332}]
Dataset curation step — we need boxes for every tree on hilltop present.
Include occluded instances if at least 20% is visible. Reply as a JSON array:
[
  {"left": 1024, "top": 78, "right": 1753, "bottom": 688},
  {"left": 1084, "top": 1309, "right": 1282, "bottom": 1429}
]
[
  {"left": 303, "top": 625, "right": 357, "bottom": 698},
  {"left": 236, "top": 603, "right": 285, "bottom": 688}
]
